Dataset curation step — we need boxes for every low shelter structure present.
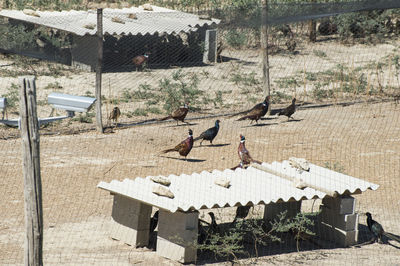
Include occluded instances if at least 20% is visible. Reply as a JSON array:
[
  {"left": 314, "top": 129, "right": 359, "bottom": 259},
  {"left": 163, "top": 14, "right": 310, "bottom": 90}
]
[
  {"left": 0, "top": 5, "right": 220, "bottom": 71},
  {"left": 97, "top": 158, "right": 379, "bottom": 263}
]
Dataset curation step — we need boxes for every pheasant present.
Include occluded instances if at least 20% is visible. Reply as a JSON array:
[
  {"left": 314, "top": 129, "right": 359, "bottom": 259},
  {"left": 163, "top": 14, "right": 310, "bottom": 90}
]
[
  {"left": 194, "top": 120, "right": 220, "bottom": 145},
  {"left": 238, "top": 135, "right": 261, "bottom": 165},
  {"left": 108, "top": 106, "right": 121, "bottom": 125},
  {"left": 132, "top": 52, "right": 149, "bottom": 71},
  {"left": 231, "top": 206, "right": 251, "bottom": 225},
  {"left": 237, "top": 96, "right": 270, "bottom": 124},
  {"left": 366, "top": 212, "right": 400, "bottom": 243},
  {"left": 161, "top": 129, "right": 194, "bottom": 160},
  {"left": 158, "top": 103, "right": 189, "bottom": 125},
  {"left": 278, "top": 98, "right": 296, "bottom": 120},
  {"left": 149, "top": 210, "right": 159, "bottom": 234}
]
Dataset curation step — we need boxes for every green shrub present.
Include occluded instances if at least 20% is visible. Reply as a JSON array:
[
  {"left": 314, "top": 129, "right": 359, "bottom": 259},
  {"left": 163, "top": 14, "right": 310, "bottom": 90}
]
[{"left": 226, "top": 29, "right": 247, "bottom": 49}]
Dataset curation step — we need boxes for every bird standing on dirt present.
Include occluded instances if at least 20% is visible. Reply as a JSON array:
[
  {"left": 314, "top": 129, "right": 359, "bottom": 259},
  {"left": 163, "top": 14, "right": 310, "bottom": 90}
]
[
  {"left": 132, "top": 52, "right": 150, "bottom": 71},
  {"left": 161, "top": 129, "right": 194, "bottom": 160},
  {"left": 238, "top": 135, "right": 261, "bottom": 165},
  {"left": 109, "top": 106, "right": 121, "bottom": 125},
  {"left": 237, "top": 96, "right": 270, "bottom": 124},
  {"left": 278, "top": 98, "right": 296, "bottom": 121},
  {"left": 366, "top": 212, "right": 400, "bottom": 243},
  {"left": 194, "top": 120, "right": 220, "bottom": 146},
  {"left": 158, "top": 103, "right": 189, "bottom": 125}
]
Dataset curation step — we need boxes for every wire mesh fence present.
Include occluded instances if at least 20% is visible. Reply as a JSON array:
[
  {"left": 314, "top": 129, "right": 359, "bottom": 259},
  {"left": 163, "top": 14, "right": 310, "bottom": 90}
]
[{"left": 0, "top": 1, "right": 400, "bottom": 264}]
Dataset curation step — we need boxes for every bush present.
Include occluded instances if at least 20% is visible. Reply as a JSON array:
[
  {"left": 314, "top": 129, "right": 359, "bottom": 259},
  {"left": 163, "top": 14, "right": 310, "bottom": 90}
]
[{"left": 226, "top": 29, "right": 247, "bottom": 49}]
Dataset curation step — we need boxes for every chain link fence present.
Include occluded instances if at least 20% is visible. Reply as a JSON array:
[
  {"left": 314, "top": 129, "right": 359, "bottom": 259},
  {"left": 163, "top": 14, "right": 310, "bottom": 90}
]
[{"left": 1, "top": 0, "right": 400, "bottom": 264}]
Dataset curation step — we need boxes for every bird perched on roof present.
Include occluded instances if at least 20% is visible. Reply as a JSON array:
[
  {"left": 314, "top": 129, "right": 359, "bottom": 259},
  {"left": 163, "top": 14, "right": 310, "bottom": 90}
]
[
  {"left": 158, "top": 103, "right": 189, "bottom": 125},
  {"left": 231, "top": 206, "right": 251, "bottom": 225},
  {"left": 108, "top": 106, "right": 121, "bottom": 125},
  {"left": 161, "top": 129, "right": 194, "bottom": 160},
  {"left": 366, "top": 212, "right": 400, "bottom": 243},
  {"left": 132, "top": 52, "right": 150, "bottom": 71},
  {"left": 237, "top": 96, "right": 270, "bottom": 124},
  {"left": 278, "top": 98, "right": 296, "bottom": 121},
  {"left": 194, "top": 120, "right": 220, "bottom": 146},
  {"left": 149, "top": 210, "right": 159, "bottom": 234},
  {"left": 238, "top": 135, "right": 261, "bottom": 165}
]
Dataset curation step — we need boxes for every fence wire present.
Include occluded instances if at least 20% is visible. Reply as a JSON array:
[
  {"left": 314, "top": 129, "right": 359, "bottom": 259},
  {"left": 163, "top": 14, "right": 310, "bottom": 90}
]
[{"left": 0, "top": 1, "right": 400, "bottom": 265}]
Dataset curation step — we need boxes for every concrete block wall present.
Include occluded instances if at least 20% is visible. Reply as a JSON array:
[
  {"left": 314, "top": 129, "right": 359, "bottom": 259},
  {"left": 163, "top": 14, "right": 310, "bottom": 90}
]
[
  {"left": 157, "top": 210, "right": 198, "bottom": 263},
  {"left": 318, "top": 195, "right": 358, "bottom": 246},
  {"left": 263, "top": 201, "right": 302, "bottom": 221},
  {"left": 110, "top": 194, "right": 152, "bottom": 247}
]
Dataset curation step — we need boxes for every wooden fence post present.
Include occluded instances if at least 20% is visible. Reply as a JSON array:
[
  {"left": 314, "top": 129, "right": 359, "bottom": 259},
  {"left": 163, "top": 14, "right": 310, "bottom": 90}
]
[
  {"left": 261, "top": 0, "right": 271, "bottom": 105},
  {"left": 19, "top": 76, "right": 43, "bottom": 265},
  {"left": 96, "top": 8, "right": 104, "bottom": 133}
]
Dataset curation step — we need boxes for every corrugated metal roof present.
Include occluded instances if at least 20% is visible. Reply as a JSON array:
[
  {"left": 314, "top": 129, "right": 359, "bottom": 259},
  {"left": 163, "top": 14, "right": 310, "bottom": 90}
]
[
  {"left": 0, "top": 6, "right": 220, "bottom": 36},
  {"left": 98, "top": 159, "right": 379, "bottom": 213}
]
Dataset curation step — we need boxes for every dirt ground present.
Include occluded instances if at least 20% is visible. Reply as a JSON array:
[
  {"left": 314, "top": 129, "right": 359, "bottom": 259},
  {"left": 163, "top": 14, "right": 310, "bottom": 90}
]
[
  {"left": 1, "top": 33, "right": 400, "bottom": 264},
  {"left": 1, "top": 99, "right": 400, "bottom": 265}
]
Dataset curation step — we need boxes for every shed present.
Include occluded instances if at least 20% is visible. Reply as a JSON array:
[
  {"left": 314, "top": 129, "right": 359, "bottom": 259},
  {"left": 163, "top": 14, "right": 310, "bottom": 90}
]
[
  {"left": 0, "top": 6, "right": 220, "bottom": 71},
  {"left": 97, "top": 159, "right": 379, "bottom": 263}
]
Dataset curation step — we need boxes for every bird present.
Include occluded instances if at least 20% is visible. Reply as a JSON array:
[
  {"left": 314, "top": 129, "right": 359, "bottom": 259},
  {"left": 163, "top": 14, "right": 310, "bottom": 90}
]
[
  {"left": 278, "top": 98, "right": 296, "bottom": 121},
  {"left": 132, "top": 52, "right": 150, "bottom": 71},
  {"left": 217, "top": 41, "right": 224, "bottom": 63},
  {"left": 108, "top": 106, "right": 121, "bottom": 125},
  {"left": 237, "top": 96, "right": 270, "bottom": 124},
  {"left": 193, "top": 120, "right": 220, "bottom": 146},
  {"left": 208, "top": 212, "right": 219, "bottom": 234},
  {"left": 231, "top": 206, "right": 251, "bottom": 225},
  {"left": 238, "top": 135, "right": 261, "bottom": 165},
  {"left": 366, "top": 212, "right": 400, "bottom": 243},
  {"left": 149, "top": 210, "right": 159, "bottom": 234},
  {"left": 161, "top": 129, "right": 194, "bottom": 160},
  {"left": 158, "top": 103, "right": 189, "bottom": 125}
]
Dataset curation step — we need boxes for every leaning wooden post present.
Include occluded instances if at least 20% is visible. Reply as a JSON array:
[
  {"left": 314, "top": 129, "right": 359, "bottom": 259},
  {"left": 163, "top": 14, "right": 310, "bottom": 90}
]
[
  {"left": 96, "top": 8, "right": 104, "bottom": 133},
  {"left": 308, "top": 0, "right": 317, "bottom": 42},
  {"left": 19, "top": 76, "right": 43, "bottom": 265},
  {"left": 261, "top": 0, "right": 271, "bottom": 111}
]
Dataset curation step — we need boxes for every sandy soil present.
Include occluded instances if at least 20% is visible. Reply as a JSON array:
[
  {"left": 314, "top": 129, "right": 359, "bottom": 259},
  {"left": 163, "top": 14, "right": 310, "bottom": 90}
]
[
  {"left": 1, "top": 36, "right": 400, "bottom": 264},
  {"left": 1, "top": 99, "right": 400, "bottom": 265}
]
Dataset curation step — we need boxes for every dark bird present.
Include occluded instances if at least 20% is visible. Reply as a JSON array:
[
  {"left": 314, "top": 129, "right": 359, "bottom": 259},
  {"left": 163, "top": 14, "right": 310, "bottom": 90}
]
[
  {"left": 231, "top": 206, "right": 251, "bottom": 224},
  {"left": 159, "top": 103, "right": 189, "bottom": 125},
  {"left": 108, "top": 106, "right": 121, "bottom": 125},
  {"left": 366, "top": 212, "right": 400, "bottom": 243},
  {"left": 161, "top": 129, "right": 194, "bottom": 160},
  {"left": 238, "top": 135, "right": 261, "bottom": 165},
  {"left": 194, "top": 120, "right": 220, "bottom": 146},
  {"left": 237, "top": 96, "right": 270, "bottom": 124},
  {"left": 149, "top": 210, "right": 159, "bottom": 234},
  {"left": 278, "top": 97, "right": 296, "bottom": 121},
  {"left": 217, "top": 41, "right": 224, "bottom": 63},
  {"left": 132, "top": 52, "right": 150, "bottom": 71},
  {"left": 208, "top": 212, "right": 219, "bottom": 234}
]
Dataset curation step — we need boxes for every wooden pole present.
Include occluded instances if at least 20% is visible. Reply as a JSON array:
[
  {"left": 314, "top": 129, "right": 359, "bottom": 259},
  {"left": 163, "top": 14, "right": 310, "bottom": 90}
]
[
  {"left": 261, "top": 0, "right": 271, "bottom": 103},
  {"left": 308, "top": 0, "right": 317, "bottom": 42},
  {"left": 96, "top": 8, "right": 104, "bottom": 133},
  {"left": 19, "top": 76, "right": 43, "bottom": 265}
]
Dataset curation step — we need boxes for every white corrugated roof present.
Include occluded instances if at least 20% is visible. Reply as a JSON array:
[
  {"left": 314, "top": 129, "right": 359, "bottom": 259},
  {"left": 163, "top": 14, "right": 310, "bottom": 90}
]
[
  {"left": 0, "top": 6, "right": 220, "bottom": 36},
  {"left": 97, "top": 160, "right": 379, "bottom": 213}
]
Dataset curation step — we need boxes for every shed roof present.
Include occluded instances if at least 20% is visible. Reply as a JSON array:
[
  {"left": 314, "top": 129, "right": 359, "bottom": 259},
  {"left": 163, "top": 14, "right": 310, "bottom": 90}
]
[
  {"left": 0, "top": 6, "right": 220, "bottom": 36},
  {"left": 98, "top": 159, "right": 379, "bottom": 213}
]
